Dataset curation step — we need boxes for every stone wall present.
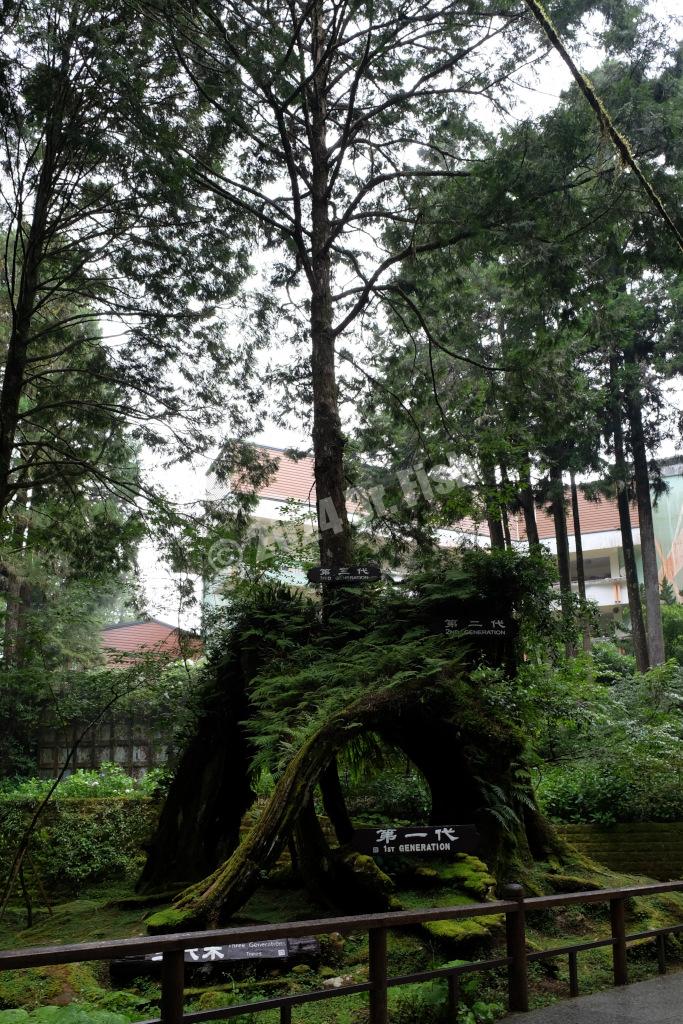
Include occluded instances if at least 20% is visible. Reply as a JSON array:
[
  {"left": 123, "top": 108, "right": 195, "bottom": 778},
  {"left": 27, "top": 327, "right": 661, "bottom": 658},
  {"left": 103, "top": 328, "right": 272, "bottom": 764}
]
[{"left": 559, "top": 822, "right": 683, "bottom": 880}]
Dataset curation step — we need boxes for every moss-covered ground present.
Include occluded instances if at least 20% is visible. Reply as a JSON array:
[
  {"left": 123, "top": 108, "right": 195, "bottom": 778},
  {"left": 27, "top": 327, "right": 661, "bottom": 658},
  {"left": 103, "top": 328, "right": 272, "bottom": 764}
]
[{"left": 2, "top": 858, "right": 683, "bottom": 1023}]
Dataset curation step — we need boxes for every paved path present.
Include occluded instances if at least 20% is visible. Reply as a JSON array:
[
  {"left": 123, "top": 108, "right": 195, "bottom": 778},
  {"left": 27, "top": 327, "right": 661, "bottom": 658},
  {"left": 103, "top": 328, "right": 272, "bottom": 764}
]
[{"left": 506, "top": 972, "right": 683, "bottom": 1022}]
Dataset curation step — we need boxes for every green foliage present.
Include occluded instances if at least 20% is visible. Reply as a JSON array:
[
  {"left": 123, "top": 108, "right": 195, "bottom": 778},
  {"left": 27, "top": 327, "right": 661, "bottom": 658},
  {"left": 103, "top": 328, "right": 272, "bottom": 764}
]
[
  {"left": 0, "top": 671, "right": 46, "bottom": 778},
  {"left": 528, "top": 642, "right": 683, "bottom": 824},
  {"left": 0, "top": 658, "right": 196, "bottom": 781},
  {"left": 206, "top": 547, "right": 559, "bottom": 780},
  {"left": 0, "top": 1009, "right": 130, "bottom": 1024},
  {"left": 660, "top": 578, "right": 678, "bottom": 606},
  {"left": 661, "top": 603, "right": 683, "bottom": 664},
  {"left": 345, "top": 764, "right": 430, "bottom": 823},
  {"left": 0, "top": 792, "right": 158, "bottom": 894},
  {"left": 0, "top": 765, "right": 169, "bottom": 802},
  {"left": 538, "top": 759, "right": 683, "bottom": 825},
  {"left": 390, "top": 976, "right": 504, "bottom": 1024}
]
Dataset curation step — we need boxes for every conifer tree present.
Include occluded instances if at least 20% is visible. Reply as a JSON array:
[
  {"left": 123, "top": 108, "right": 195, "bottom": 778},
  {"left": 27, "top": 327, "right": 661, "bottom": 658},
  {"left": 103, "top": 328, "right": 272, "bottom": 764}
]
[{"left": 0, "top": 0, "right": 253, "bottom": 520}]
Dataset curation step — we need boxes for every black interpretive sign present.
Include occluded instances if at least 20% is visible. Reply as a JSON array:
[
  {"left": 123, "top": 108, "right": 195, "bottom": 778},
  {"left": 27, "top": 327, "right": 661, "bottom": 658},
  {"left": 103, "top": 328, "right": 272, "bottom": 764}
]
[
  {"left": 110, "top": 937, "right": 319, "bottom": 977},
  {"left": 353, "top": 825, "right": 479, "bottom": 856},
  {"left": 445, "top": 617, "right": 509, "bottom": 637},
  {"left": 146, "top": 941, "right": 289, "bottom": 963},
  {"left": 307, "top": 564, "right": 381, "bottom": 585}
]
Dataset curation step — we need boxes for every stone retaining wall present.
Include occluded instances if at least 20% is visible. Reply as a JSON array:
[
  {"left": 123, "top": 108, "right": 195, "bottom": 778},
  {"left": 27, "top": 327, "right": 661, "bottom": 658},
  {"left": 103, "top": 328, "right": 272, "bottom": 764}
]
[{"left": 558, "top": 823, "right": 683, "bottom": 880}]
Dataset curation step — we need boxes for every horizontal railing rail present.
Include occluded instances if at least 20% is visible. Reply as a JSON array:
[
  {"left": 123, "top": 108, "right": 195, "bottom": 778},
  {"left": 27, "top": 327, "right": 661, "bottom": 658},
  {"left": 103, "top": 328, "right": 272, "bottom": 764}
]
[{"left": 1, "top": 879, "right": 682, "bottom": 1022}]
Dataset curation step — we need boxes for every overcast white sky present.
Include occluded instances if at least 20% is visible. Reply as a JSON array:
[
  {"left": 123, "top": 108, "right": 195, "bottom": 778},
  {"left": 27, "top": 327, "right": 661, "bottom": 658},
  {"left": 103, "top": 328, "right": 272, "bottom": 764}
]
[{"left": 139, "top": 1, "right": 682, "bottom": 628}]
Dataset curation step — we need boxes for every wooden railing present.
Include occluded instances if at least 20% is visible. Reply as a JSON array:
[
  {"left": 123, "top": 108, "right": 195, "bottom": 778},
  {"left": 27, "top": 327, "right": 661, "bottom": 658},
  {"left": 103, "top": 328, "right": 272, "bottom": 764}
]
[{"left": 2, "top": 880, "right": 683, "bottom": 1022}]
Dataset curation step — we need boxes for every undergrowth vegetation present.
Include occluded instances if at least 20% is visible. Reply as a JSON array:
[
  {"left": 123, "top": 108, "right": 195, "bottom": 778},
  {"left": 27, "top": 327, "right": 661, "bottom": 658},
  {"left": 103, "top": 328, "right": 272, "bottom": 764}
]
[{"left": 528, "top": 643, "right": 683, "bottom": 824}]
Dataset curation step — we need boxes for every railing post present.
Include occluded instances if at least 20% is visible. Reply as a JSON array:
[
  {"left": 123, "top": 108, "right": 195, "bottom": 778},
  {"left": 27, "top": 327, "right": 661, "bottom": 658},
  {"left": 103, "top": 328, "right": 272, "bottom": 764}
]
[
  {"left": 280, "top": 1006, "right": 292, "bottom": 1024},
  {"left": 368, "top": 927, "right": 388, "bottom": 1024},
  {"left": 161, "top": 949, "right": 185, "bottom": 1024},
  {"left": 657, "top": 934, "right": 666, "bottom": 975},
  {"left": 504, "top": 883, "right": 528, "bottom": 1013},
  {"left": 447, "top": 974, "right": 460, "bottom": 1021},
  {"left": 568, "top": 950, "right": 579, "bottom": 997},
  {"left": 610, "top": 896, "right": 628, "bottom": 986}
]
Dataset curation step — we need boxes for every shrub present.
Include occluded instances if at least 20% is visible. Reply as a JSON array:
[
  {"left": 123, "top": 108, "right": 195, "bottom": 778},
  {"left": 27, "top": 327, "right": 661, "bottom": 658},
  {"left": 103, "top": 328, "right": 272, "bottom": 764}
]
[
  {"left": 389, "top": 979, "right": 504, "bottom": 1024},
  {"left": 537, "top": 759, "right": 683, "bottom": 825},
  {"left": 662, "top": 604, "right": 683, "bottom": 665},
  {"left": 0, "top": 786, "right": 159, "bottom": 894},
  {"left": 0, "top": 765, "right": 168, "bottom": 802},
  {"left": 344, "top": 768, "right": 430, "bottom": 822},
  {"left": 0, "top": 764, "right": 169, "bottom": 802}
]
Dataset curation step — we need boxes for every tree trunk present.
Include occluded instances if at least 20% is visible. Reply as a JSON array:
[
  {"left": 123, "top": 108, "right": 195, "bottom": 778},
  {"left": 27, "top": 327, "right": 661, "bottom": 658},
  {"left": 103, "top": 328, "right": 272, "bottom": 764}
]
[
  {"left": 519, "top": 468, "right": 539, "bottom": 547},
  {"left": 150, "top": 657, "right": 562, "bottom": 931},
  {"left": 137, "top": 664, "right": 255, "bottom": 893},
  {"left": 0, "top": 108, "right": 61, "bottom": 517},
  {"left": 292, "top": 797, "right": 392, "bottom": 913},
  {"left": 550, "top": 467, "right": 571, "bottom": 595},
  {"left": 481, "top": 461, "right": 505, "bottom": 550},
  {"left": 549, "top": 466, "right": 575, "bottom": 655},
  {"left": 155, "top": 682, "right": 412, "bottom": 929},
  {"left": 570, "top": 472, "right": 591, "bottom": 652},
  {"left": 610, "top": 361, "right": 649, "bottom": 672},
  {"left": 3, "top": 486, "right": 30, "bottom": 666},
  {"left": 319, "top": 760, "right": 354, "bottom": 845},
  {"left": 499, "top": 464, "right": 513, "bottom": 548},
  {"left": 624, "top": 376, "right": 665, "bottom": 665},
  {"left": 309, "top": 0, "right": 352, "bottom": 571},
  {"left": 3, "top": 573, "right": 22, "bottom": 667},
  {"left": 502, "top": 507, "right": 512, "bottom": 549}
]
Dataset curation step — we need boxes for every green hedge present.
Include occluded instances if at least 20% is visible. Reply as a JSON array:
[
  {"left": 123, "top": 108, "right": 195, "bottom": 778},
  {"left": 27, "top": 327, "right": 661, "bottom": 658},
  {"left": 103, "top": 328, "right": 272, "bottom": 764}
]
[
  {"left": 0, "top": 797, "right": 158, "bottom": 894},
  {"left": 537, "top": 760, "right": 683, "bottom": 826}
]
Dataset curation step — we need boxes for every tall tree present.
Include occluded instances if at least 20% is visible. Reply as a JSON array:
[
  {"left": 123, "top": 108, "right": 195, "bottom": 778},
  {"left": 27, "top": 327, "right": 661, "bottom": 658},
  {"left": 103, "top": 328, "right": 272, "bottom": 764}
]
[
  {"left": 0, "top": 0, "right": 254, "bottom": 521},
  {"left": 133, "top": 0, "right": 625, "bottom": 577}
]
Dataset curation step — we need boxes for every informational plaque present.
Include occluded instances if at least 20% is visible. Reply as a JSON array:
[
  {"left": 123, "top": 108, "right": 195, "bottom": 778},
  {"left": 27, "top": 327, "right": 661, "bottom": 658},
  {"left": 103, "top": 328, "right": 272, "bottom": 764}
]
[
  {"left": 445, "top": 617, "right": 508, "bottom": 637},
  {"left": 353, "top": 825, "right": 479, "bottom": 856},
  {"left": 111, "top": 937, "right": 319, "bottom": 974},
  {"left": 147, "top": 940, "right": 289, "bottom": 962},
  {"left": 307, "top": 564, "right": 381, "bottom": 585}
]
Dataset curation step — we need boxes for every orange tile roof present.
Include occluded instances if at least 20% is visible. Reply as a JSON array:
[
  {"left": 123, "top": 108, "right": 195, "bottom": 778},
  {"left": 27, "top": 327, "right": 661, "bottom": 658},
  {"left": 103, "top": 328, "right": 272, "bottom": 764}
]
[
  {"left": 245, "top": 446, "right": 639, "bottom": 541},
  {"left": 534, "top": 489, "right": 638, "bottom": 540},
  {"left": 101, "top": 620, "right": 202, "bottom": 665},
  {"left": 255, "top": 447, "right": 316, "bottom": 505}
]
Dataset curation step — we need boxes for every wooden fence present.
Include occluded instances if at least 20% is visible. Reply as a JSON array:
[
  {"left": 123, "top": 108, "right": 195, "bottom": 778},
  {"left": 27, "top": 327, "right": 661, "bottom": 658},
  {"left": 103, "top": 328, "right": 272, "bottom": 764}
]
[
  {"left": 2, "top": 880, "right": 683, "bottom": 1022},
  {"left": 36, "top": 714, "right": 171, "bottom": 778}
]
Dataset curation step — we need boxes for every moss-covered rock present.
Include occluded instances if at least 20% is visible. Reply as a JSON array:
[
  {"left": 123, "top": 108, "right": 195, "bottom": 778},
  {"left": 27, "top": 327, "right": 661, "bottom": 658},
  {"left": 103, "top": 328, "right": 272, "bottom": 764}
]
[
  {"left": 145, "top": 907, "right": 197, "bottom": 934},
  {"left": 342, "top": 853, "right": 394, "bottom": 893},
  {"left": 422, "top": 915, "right": 498, "bottom": 945},
  {"left": 436, "top": 855, "right": 496, "bottom": 900},
  {"left": 411, "top": 866, "right": 441, "bottom": 887}
]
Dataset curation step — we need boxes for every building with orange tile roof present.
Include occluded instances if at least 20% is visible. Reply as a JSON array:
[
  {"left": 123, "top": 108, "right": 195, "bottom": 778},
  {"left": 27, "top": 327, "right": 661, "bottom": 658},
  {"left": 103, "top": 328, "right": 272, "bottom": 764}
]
[
  {"left": 101, "top": 619, "right": 202, "bottom": 666},
  {"left": 212, "top": 445, "right": 683, "bottom": 616}
]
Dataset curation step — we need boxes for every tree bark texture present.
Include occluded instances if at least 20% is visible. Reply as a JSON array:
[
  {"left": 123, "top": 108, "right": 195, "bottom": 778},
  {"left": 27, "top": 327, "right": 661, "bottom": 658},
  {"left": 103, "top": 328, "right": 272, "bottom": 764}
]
[
  {"left": 519, "top": 468, "right": 539, "bottom": 547},
  {"left": 570, "top": 472, "right": 591, "bottom": 652},
  {"left": 624, "top": 376, "right": 665, "bottom": 665},
  {"left": 137, "top": 665, "right": 255, "bottom": 892},
  {"left": 151, "top": 667, "right": 559, "bottom": 930},
  {"left": 0, "top": 82, "right": 64, "bottom": 516},
  {"left": 309, "top": 0, "right": 352, "bottom": 570},
  {"left": 610, "top": 361, "right": 649, "bottom": 672},
  {"left": 481, "top": 461, "right": 505, "bottom": 550}
]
